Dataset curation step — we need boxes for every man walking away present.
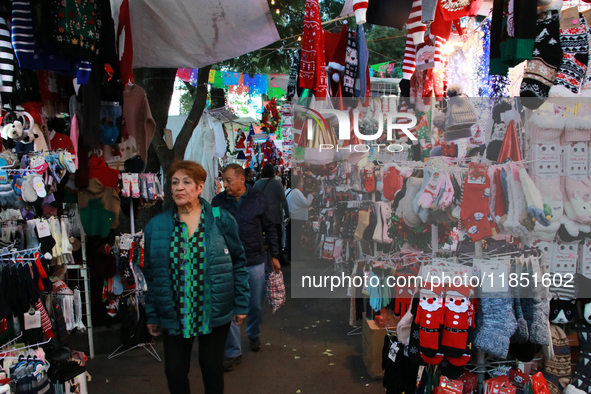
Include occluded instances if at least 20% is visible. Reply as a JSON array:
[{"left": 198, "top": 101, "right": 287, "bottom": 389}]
[{"left": 212, "top": 164, "right": 281, "bottom": 372}]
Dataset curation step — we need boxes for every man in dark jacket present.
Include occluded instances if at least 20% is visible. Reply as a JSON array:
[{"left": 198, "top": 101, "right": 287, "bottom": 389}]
[{"left": 212, "top": 164, "right": 281, "bottom": 372}]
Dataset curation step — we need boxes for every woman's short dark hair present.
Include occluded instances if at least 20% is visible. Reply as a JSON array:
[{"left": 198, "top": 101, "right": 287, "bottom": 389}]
[
  {"left": 168, "top": 160, "right": 207, "bottom": 184},
  {"left": 261, "top": 163, "right": 275, "bottom": 178}
]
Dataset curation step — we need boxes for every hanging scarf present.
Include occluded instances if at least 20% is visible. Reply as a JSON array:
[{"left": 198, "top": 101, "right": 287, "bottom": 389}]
[{"left": 299, "top": 0, "right": 327, "bottom": 98}]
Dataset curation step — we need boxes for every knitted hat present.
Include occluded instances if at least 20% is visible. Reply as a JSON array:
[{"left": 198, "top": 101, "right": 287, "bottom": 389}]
[
  {"left": 444, "top": 85, "right": 476, "bottom": 141},
  {"left": 124, "top": 155, "right": 145, "bottom": 174},
  {"left": 530, "top": 113, "right": 565, "bottom": 143},
  {"left": 543, "top": 324, "right": 572, "bottom": 394}
]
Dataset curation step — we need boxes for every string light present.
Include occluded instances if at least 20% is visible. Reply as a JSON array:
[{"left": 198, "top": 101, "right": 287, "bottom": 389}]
[
  {"left": 276, "top": 8, "right": 280, "bottom": 14},
  {"left": 297, "top": 36, "right": 301, "bottom": 41},
  {"left": 271, "top": 0, "right": 275, "bottom": 4}
]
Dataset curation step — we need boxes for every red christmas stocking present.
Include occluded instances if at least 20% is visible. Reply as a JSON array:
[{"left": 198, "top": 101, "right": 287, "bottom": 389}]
[
  {"left": 441, "top": 283, "right": 475, "bottom": 366},
  {"left": 460, "top": 162, "right": 498, "bottom": 241},
  {"left": 414, "top": 282, "right": 445, "bottom": 364}
]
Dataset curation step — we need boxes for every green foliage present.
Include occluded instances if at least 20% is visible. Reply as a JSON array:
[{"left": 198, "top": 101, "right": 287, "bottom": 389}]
[
  {"left": 219, "top": 0, "right": 346, "bottom": 74},
  {"left": 365, "top": 25, "right": 407, "bottom": 66}
]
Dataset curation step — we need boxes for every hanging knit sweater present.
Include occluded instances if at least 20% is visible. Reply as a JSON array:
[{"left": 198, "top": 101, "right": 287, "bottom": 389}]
[
  {"left": 49, "top": 0, "right": 104, "bottom": 60},
  {"left": 0, "top": 17, "right": 14, "bottom": 100},
  {"left": 299, "top": 0, "right": 327, "bottom": 98}
]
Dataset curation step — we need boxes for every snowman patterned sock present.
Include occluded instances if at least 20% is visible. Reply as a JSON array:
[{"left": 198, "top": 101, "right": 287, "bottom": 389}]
[{"left": 460, "top": 162, "right": 498, "bottom": 241}]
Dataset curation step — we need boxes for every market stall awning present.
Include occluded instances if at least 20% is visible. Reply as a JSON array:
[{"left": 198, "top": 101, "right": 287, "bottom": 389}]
[{"left": 129, "top": 0, "right": 280, "bottom": 68}]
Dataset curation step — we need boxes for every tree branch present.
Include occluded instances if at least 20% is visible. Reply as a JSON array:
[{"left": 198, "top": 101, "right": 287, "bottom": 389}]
[{"left": 173, "top": 64, "right": 212, "bottom": 160}]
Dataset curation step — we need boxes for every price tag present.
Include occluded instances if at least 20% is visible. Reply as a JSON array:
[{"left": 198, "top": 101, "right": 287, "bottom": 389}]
[
  {"left": 35, "top": 221, "right": 51, "bottom": 238},
  {"left": 30, "top": 156, "right": 45, "bottom": 169},
  {"left": 388, "top": 341, "right": 400, "bottom": 362},
  {"left": 480, "top": 259, "right": 508, "bottom": 293},
  {"left": 24, "top": 310, "right": 41, "bottom": 330}
]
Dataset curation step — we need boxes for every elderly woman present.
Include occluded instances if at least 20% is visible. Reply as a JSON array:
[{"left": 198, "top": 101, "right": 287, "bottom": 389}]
[{"left": 144, "top": 160, "right": 249, "bottom": 394}]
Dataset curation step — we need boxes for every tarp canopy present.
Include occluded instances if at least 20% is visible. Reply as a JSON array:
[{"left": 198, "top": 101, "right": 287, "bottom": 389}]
[{"left": 127, "top": 0, "right": 280, "bottom": 68}]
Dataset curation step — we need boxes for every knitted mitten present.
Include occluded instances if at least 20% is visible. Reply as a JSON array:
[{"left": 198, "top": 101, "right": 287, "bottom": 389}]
[
  {"left": 474, "top": 294, "right": 517, "bottom": 359},
  {"left": 527, "top": 256, "right": 551, "bottom": 346}
]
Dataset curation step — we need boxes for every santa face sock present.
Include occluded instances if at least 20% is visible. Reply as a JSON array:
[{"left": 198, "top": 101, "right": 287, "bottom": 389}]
[
  {"left": 418, "top": 168, "right": 444, "bottom": 209},
  {"left": 520, "top": 9, "right": 563, "bottom": 109},
  {"left": 460, "top": 162, "right": 498, "bottom": 241},
  {"left": 440, "top": 285, "right": 475, "bottom": 366},
  {"left": 414, "top": 285, "right": 445, "bottom": 364},
  {"left": 550, "top": 15, "right": 589, "bottom": 97}
]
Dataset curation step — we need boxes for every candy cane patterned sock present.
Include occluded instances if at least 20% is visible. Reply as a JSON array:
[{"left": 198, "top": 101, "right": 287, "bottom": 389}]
[{"left": 460, "top": 162, "right": 498, "bottom": 241}]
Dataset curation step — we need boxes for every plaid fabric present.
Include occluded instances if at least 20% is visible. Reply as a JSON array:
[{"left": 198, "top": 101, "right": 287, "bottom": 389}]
[
  {"left": 169, "top": 209, "right": 211, "bottom": 337},
  {"left": 266, "top": 271, "right": 286, "bottom": 314}
]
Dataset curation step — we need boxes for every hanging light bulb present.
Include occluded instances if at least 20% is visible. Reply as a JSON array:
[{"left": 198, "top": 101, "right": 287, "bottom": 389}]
[
  {"left": 271, "top": 0, "right": 275, "bottom": 4},
  {"left": 297, "top": 36, "right": 301, "bottom": 41},
  {"left": 276, "top": 8, "right": 280, "bottom": 14}
]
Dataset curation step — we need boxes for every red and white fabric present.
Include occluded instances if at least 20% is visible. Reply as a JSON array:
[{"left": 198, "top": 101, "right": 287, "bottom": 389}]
[{"left": 299, "top": 0, "right": 327, "bottom": 98}]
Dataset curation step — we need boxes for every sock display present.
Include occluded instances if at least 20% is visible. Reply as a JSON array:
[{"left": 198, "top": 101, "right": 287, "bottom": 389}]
[
  {"left": 520, "top": 9, "right": 563, "bottom": 108},
  {"left": 354, "top": 207, "right": 370, "bottom": 241}
]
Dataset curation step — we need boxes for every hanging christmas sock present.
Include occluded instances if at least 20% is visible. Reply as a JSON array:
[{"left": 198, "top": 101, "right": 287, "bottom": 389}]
[
  {"left": 520, "top": 165, "right": 552, "bottom": 226},
  {"left": 581, "top": 10, "right": 591, "bottom": 97},
  {"left": 414, "top": 280, "right": 445, "bottom": 364},
  {"left": 550, "top": 13, "right": 589, "bottom": 97},
  {"left": 408, "top": 0, "right": 426, "bottom": 46},
  {"left": 460, "top": 162, "right": 498, "bottom": 242},
  {"left": 527, "top": 256, "right": 551, "bottom": 346},
  {"left": 440, "top": 280, "right": 475, "bottom": 366},
  {"left": 354, "top": 206, "right": 370, "bottom": 241},
  {"left": 343, "top": 28, "right": 358, "bottom": 98},
  {"left": 418, "top": 168, "right": 444, "bottom": 209},
  {"left": 520, "top": 9, "right": 563, "bottom": 108},
  {"left": 511, "top": 258, "right": 530, "bottom": 344}
]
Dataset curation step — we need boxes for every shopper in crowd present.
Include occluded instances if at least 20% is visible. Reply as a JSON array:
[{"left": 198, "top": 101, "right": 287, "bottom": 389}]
[
  {"left": 290, "top": 174, "right": 315, "bottom": 261},
  {"left": 254, "top": 163, "right": 289, "bottom": 266},
  {"left": 143, "top": 160, "right": 250, "bottom": 394},
  {"left": 212, "top": 163, "right": 281, "bottom": 372},
  {"left": 245, "top": 167, "right": 256, "bottom": 187},
  {"left": 284, "top": 178, "right": 292, "bottom": 260}
]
